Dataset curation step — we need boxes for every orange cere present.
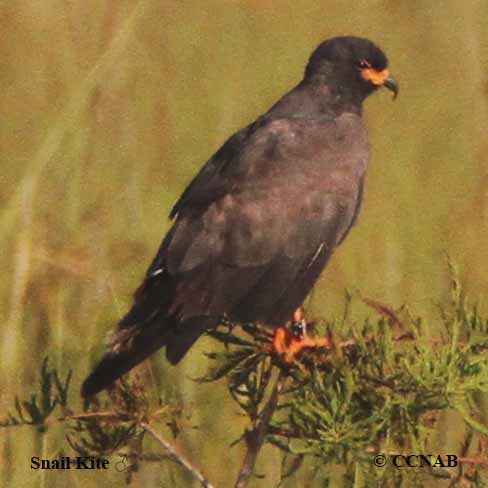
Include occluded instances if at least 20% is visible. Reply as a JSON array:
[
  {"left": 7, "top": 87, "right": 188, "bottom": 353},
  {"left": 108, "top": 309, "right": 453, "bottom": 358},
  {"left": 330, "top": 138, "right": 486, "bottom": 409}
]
[{"left": 360, "top": 68, "right": 389, "bottom": 85}]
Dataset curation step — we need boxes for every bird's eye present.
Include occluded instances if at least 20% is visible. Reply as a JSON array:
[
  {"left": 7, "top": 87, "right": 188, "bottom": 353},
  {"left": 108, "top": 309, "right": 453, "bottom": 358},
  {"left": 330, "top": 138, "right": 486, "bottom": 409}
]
[{"left": 358, "top": 59, "right": 371, "bottom": 69}]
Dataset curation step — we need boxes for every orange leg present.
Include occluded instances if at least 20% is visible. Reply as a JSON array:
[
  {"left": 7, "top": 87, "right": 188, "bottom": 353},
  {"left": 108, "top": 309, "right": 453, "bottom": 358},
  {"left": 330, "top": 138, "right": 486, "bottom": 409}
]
[
  {"left": 293, "top": 308, "right": 303, "bottom": 323},
  {"left": 271, "top": 308, "right": 331, "bottom": 362}
]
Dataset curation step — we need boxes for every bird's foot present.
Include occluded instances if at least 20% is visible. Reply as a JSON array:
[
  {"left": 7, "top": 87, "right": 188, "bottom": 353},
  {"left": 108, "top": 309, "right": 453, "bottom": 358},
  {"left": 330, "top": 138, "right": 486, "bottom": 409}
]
[{"left": 271, "top": 309, "right": 331, "bottom": 363}]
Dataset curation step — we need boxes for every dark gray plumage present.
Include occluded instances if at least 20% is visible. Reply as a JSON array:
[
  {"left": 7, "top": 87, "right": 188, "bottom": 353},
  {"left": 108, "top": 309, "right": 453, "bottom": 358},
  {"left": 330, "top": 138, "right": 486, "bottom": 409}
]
[{"left": 81, "top": 36, "right": 397, "bottom": 397}]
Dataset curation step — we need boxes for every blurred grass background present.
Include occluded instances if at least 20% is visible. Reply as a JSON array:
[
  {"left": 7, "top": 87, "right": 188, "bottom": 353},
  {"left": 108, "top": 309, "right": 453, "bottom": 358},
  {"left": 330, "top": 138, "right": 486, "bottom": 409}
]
[{"left": 1, "top": 1, "right": 487, "bottom": 486}]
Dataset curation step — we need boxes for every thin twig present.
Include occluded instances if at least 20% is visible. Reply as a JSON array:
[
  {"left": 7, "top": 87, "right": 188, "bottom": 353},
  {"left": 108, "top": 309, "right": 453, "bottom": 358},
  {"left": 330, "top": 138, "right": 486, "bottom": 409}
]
[
  {"left": 65, "top": 410, "right": 132, "bottom": 421},
  {"left": 457, "top": 456, "right": 488, "bottom": 467},
  {"left": 234, "top": 373, "right": 284, "bottom": 488},
  {"left": 140, "top": 422, "right": 215, "bottom": 488},
  {"left": 0, "top": 410, "right": 132, "bottom": 428}
]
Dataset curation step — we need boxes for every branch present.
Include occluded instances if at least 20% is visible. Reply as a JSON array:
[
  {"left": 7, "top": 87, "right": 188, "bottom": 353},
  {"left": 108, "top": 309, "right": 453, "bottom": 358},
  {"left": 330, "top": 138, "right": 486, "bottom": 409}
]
[
  {"left": 234, "top": 373, "right": 285, "bottom": 488},
  {"left": 457, "top": 456, "right": 488, "bottom": 467},
  {"left": 140, "top": 422, "right": 215, "bottom": 488}
]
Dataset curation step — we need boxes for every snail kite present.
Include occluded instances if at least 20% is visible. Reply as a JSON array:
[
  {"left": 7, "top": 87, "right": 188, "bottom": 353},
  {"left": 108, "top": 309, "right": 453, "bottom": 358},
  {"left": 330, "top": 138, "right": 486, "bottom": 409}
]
[{"left": 82, "top": 36, "right": 397, "bottom": 397}]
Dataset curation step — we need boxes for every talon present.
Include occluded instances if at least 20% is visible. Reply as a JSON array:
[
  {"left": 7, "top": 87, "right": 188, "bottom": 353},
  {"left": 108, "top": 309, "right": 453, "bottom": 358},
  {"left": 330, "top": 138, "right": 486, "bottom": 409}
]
[
  {"left": 288, "top": 335, "right": 332, "bottom": 358},
  {"left": 272, "top": 327, "right": 288, "bottom": 355},
  {"left": 270, "top": 309, "right": 331, "bottom": 364}
]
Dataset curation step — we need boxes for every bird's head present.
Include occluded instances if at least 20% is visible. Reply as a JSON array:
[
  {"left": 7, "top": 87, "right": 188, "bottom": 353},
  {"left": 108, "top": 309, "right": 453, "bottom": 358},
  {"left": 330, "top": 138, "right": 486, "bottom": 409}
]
[{"left": 305, "top": 36, "right": 398, "bottom": 102}]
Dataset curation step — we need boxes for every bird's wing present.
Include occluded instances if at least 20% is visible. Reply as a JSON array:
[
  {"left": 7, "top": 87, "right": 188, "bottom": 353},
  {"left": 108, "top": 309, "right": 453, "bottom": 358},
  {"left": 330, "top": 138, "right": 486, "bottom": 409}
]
[
  {"left": 168, "top": 129, "right": 245, "bottom": 219},
  {"left": 143, "top": 114, "right": 366, "bottom": 322}
]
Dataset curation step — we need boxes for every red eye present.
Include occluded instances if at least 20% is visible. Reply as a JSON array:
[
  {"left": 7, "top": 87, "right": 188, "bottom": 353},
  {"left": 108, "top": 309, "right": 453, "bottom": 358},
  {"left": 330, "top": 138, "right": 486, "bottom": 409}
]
[{"left": 359, "top": 59, "right": 371, "bottom": 69}]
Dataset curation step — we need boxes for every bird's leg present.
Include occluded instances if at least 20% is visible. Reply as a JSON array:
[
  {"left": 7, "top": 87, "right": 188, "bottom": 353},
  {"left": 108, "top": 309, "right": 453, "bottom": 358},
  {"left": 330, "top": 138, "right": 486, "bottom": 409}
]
[
  {"left": 273, "top": 308, "right": 307, "bottom": 355},
  {"left": 271, "top": 308, "right": 307, "bottom": 361},
  {"left": 271, "top": 307, "right": 331, "bottom": 363}
]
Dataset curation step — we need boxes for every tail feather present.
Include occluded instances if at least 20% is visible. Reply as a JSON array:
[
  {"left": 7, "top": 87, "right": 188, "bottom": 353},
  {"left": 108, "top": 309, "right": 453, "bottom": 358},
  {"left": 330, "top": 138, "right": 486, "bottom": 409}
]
[
  {"left": 81, "top": 272, "right": 218, "bottom": 398},
  {"left": 81, "top": 322, "right": 171, "bottom": 398},
  {"left": 165, "top": 317, "right": 213, "bottom": 364},
  {"left": 82, "top": 273, "right": 175, "bottom": 398}
]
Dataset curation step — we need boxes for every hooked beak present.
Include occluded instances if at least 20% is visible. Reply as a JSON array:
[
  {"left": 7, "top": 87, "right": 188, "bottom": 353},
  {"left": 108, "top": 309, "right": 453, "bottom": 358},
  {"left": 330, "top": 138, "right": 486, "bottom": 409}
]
[
  {"left": 383, "top": 76, "right": 399, "bottom": 100},
  {"left": 360, "top": 67, "right": 399, "bottom": 100}
]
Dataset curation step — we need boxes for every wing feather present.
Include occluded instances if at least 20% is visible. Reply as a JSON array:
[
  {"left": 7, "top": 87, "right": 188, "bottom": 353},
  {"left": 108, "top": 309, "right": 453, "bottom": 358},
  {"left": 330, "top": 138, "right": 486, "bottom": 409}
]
[{"left": 145, "top": 114, "right": 366, "bottom": 323}]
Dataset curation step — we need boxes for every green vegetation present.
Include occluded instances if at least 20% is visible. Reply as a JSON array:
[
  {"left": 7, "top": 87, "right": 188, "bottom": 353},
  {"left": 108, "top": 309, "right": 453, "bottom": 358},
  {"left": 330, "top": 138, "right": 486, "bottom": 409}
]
[
  {"left": 2, "top": 269, "right": 488, "bottom": 486},
  {"left": 1, "top": 1, "right": 488, "bottom": 487}
]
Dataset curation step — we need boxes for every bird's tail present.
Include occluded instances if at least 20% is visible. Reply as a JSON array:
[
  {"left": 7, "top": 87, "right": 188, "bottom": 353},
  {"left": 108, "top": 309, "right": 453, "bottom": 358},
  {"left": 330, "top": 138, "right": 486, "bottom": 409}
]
[
  {"left": 81, "top": 320, "right": 171, "bottom": 398},
  {"left": 81, "top": 272, "right": 215, "bottom": 398}
]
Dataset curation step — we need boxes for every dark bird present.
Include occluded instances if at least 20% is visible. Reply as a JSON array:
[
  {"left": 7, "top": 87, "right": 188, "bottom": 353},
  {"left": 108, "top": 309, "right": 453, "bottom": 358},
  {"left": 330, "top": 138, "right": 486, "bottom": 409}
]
[{"left": 81, "top": 36, "right": 398, "bottom": 398}]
